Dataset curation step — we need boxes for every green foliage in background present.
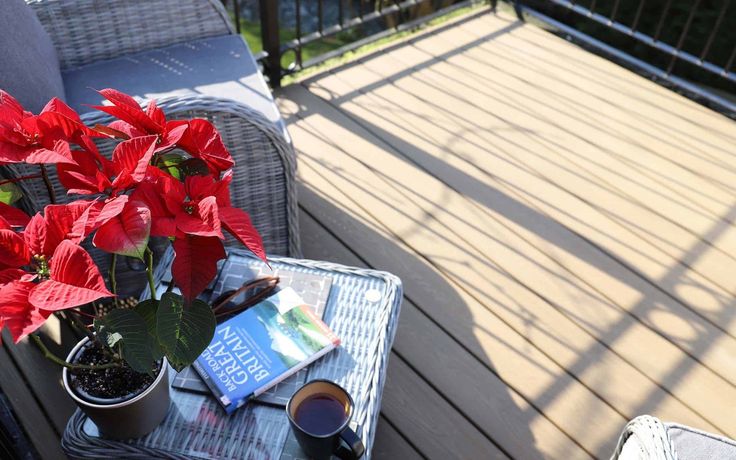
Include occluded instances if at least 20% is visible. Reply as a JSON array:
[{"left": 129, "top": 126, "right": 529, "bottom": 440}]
[{"left": 236, "top": 18, "right": 362, "bottom": 71}]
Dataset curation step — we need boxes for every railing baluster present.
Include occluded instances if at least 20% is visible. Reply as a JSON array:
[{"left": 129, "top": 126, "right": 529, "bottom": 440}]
[
  {"left": 258, "top": 0, "right": 281, "bottom": 87},
  {"left": 338, "top": 0, "right": 344, "bottom": 28},
  {"left": 231, "top": 0, "right": 241, "bottom": 34},
  {"left": 725, "top": 45, "right": 736, "bottom": 74},
  {"left": 630, "top": 0, "right": 646, "bottom": 33},
  {"left": 295, "top": 0, "right": 302, "bottom": 68},
  {"left": 588, "top": 0, "right": 597, "bottom": 14},
  {"left": 318, "top": 0, "right": 323, "bottom": 34},
  {"left": 295, "top": 0, "right": 301, "bottom": 39},
  {"left": 609, "top": 0, "right": 622, "bottom": 23},
  {"left": 653, "top": 0, "right": 673, "bottom": 42},
  {"left": 699, "top": 0, "right": 730, "bottom": 63},
  {"left": 666, "top": 0, "right": 702, "bottom": 74}
]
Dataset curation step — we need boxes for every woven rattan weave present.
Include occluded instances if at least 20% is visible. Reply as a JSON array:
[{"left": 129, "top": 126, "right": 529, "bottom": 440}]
[{"left": 61, "top": 247, "right": 402, "bottom": 459}]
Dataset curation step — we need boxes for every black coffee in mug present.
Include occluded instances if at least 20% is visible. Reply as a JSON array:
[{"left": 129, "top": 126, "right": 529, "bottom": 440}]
[
  {"left": 287, "top": 380, "right": 365, "bottom": 460},
  {"left": 294, "top": 393, "right": 348, "bottom": 436}
]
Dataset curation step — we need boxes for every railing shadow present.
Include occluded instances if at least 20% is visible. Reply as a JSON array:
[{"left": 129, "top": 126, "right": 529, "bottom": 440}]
[
  {"left": 279, "top": 9, "right": 736, "bottom": 456},
  {"left": 296, "top": 185, "right": 553, "bottom": 459}
]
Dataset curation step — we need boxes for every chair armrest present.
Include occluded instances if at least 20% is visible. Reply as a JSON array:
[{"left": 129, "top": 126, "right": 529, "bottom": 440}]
[
  {"left": 611, "top": 416, "right": 678, "bottom": 460},
  {"left": 26, "top": 0, "right": 235, "bottom": 71}
]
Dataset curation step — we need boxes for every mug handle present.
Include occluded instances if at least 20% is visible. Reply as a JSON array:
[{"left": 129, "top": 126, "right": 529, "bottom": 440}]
[{"left": 335, "top": 427, "right": 365, "bottom": 460}]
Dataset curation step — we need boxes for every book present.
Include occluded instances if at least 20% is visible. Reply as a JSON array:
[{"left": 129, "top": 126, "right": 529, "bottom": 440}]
[
  {"left": 172, "top": 263, "right": 333, "bottom": 406},
  {"left": 192, "top": 287, "right": 340, "bottom": 414}
]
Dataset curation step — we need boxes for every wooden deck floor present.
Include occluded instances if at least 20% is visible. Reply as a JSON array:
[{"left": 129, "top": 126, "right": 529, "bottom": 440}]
[{"left": 276, "top": 7, "right": 736, "bottom": 459}]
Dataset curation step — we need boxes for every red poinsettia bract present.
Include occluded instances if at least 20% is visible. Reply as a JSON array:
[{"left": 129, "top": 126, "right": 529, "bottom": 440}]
[
  {"left": 92, "top": 89, "right": 233, "bottom": 174},
  {"left": 0, "top": 87, "right": 267, "bottom": 345},
  {"left": 131, "top": 173, "right": 265, "bottom": 299},
  {"left": 91, "top": 89, "right": 188, "bottom": 154},
  {"left": 0, "top": 205, "right": 113, "bottom": 343},
  {"left": 0, "top": 91, "right": 96, "bottom": 165}
]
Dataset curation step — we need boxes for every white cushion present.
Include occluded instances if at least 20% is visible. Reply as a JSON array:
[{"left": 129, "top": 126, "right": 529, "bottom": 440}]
[{"left": 668, "top": 424, "right": 736, "bottom": 460}]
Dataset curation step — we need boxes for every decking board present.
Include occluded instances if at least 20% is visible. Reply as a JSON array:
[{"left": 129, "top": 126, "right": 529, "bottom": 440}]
[
  {"left": 299, "top": 210, "right": 591, "bottom": 459},
  {"left": 290, "top": 60, "right": 736, "bottom": 431},
  {"left": 373, "top": 415, "right": 425, "bottom": 460},
  {"left": 0, "top": 340, "right": 66, "bottom": 459},
  {"left": 2, "top": 320, "right": 79, "bottom": 435},
  {"left": 304, "top": 9, "right": 736, "bottom": 335},
  {"left": 303, "top": 18, "right": 736, "bottom": 340},
  {"left": 282, "top": 81, "right": 733, "bottom": 433},
  {"left": 276, "top": 7, "right": 736, "bottom": 459},
  {"left": 288, "top": 135, "right": 629, "bottom": 455}
]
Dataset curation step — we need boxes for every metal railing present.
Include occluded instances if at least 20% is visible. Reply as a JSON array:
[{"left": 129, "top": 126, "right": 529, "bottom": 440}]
[
  {"left": 514, "top": 0, "right": 735, "bottom": 86},
  {"left": 511, "top": 0, "right": 736, "bottom": 113},
  {"left": 221, "top": 0, "right": 734, "bottom": 112},
  {"left": 224, "top": 0, "right": 492, "bottom": 87}
]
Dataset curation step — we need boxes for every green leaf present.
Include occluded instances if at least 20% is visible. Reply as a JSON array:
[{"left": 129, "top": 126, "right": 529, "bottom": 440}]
[
  {"left": 95, "top": 309, "right": 156, "bottom": 375},
  {"left": 0, "top": 182, "right": 22, "bottom": 205},
  {"left": 134, "top": 299, "right": 164, "bottom": 361},
  {"left": 156, "top": 292, "right": 216, "bottom": 372},
  {"left": 156, "top": 152, "right": 185, "bottom": 180}
]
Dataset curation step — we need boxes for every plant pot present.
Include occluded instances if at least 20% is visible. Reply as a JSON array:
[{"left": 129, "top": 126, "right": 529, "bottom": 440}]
[{"left": 62, "top": 337, "right": 171, "bottom": 439}]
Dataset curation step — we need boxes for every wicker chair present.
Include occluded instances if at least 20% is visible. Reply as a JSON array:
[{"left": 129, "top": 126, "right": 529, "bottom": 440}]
[
  {"left": 611, "top": 415, "right": 736, "bottom": 460},
  {"left": 2, "top": 0, "right": 300, "bottom": 293}
]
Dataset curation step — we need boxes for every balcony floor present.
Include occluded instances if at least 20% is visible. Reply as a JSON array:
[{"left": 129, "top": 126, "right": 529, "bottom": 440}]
[{"left": 277, "top": 7, "right": 736, "bottom": 459}]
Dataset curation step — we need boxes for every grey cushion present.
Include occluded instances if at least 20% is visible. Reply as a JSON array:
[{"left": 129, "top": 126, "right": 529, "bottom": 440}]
[
  {"left": 0, "top": 0, "right": 65, "bottom": 112},
  {"left": 668, "top": 424, "right": 736, "bottom": 460},
  {"left": 62, "top": 35, "right": 286, "bottom": 137}
]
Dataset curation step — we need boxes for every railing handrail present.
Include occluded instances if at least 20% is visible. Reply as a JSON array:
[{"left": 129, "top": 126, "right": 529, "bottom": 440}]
[
  {"left": 524, "top": 0, "right": 735, "bottom": 85},
  {"left": 254, "top": 0, "right": 489, "bottom": 87},
  {"left": 222, "top": 0, "right": 734, "bottom": 114}
]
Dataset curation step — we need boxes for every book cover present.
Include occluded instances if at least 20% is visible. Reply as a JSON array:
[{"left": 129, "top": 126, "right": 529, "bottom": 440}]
[
  {"left": 172, "top": 264, "right": 334, "bottom": 406},
  {"left": 192, "top": 287, "right": 340, "bottom": 414}
]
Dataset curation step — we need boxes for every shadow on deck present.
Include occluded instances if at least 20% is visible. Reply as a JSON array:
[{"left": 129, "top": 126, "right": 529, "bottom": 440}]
[{"left": 277, "top": 7, "right": 736, "bottom": 459}]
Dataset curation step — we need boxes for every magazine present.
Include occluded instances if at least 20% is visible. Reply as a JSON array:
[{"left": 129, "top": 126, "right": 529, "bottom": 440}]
[{"left": 192, "top": 287, "right": 340, "bottom": 414}]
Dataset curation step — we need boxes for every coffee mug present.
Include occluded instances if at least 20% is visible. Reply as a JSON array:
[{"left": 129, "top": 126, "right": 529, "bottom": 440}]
[{"left": 286, "top": 379, "right": 365, "bottom": 460}]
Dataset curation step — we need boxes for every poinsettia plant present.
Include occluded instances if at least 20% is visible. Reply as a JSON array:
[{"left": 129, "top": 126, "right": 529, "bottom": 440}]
[{"left": 0, "top": 88, "right": 266, "bottom": 374}]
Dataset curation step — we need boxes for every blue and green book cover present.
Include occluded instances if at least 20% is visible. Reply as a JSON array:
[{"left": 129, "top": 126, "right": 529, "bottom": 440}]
[{"left": 192, "top": 287, "right": 340, "bottom": 414}]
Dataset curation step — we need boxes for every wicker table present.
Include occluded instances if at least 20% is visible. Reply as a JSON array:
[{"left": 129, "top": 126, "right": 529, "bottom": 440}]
[{"left": 61, "top": 247, "right": 402, "bottom": 459}]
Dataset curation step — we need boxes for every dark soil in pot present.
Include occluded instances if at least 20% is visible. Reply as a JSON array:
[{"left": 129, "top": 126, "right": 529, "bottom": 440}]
[{"left": 68, "top": 341, "right": 162, "bottom": 405}]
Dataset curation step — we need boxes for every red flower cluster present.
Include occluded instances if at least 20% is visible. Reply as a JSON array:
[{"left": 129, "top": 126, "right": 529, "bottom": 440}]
[{"left": 0, "top": 89, "right": 266, "bottom": 343}]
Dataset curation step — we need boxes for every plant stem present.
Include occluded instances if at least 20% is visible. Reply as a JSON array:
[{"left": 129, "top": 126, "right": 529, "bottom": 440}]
[
  {"left": 109, "top": 253, "right": 119, "bottom": 309},
  {"left": 65, "top": 312, "right": 120, "bottom": 362},
  {"left": 39, "top": 165, "right": 56, "bottom": 204},
  {"left": 67, "top": 310, "right": 96, "bottom": 343},
  {"left": 0, "top": 174, "right": 42, "bottom": 186},
  {"left": 145, "top": 247, "right": 157, "bottom": 301},
  {"left": 30, "top": 334, "right": 120, "bottom": 370},
  {"left": 71, "top": 309, "right": 96, "bottom": 319}
]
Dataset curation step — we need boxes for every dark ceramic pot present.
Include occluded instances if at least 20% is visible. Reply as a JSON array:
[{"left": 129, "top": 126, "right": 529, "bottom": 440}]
[{"left": 62, "top": 337, "right": 171, "bottom": 439}]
